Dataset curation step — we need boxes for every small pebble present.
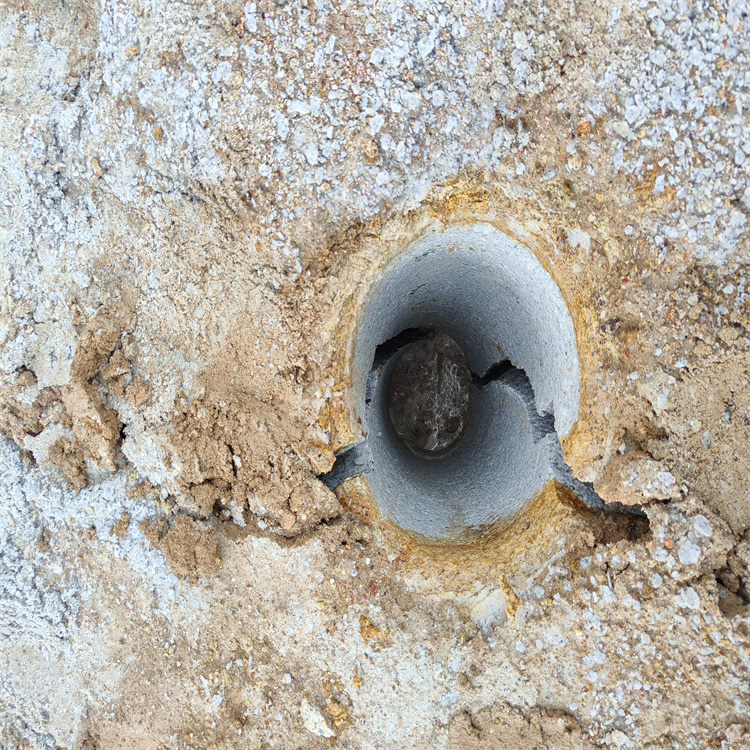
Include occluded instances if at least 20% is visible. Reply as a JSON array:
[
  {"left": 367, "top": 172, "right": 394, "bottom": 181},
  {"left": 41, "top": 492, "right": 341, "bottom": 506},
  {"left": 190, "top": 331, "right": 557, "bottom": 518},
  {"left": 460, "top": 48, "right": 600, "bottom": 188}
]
[
  {"left": 693, "top": 515, "right": 712, "bottom": 538},
  {"left": 678, "top": 542, "right": 701, "bottom": 566}
]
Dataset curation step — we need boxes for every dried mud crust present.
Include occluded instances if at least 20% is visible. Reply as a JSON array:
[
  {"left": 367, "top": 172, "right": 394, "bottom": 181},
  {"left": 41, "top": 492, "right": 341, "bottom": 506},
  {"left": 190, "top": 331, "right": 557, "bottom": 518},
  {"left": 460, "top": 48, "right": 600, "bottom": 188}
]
[
  {"left": 140, "top": 515, "right": 223, "bottom": 580},
  {"left": 168, "top": 376, "right": 340, "bottom": 536},
  {"left": 447, "top": 703, "right": 596, "bottom": 750},
  {"left": 0, "top": 294, "right": 136, "bottom": 483}
]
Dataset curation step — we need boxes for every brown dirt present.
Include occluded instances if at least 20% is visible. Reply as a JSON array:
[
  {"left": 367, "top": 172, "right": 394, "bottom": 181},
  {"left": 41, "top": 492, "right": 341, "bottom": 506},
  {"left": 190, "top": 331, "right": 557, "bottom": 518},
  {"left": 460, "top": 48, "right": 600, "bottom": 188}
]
[
  {"left": 168, "top": 368, "right": 341, "bottom": 534},
  {"left": 140, "top": 515, "right": 223, "bottom": 579},
  {"left": 110, "top": 512, "right": 131, "bottom": 538},
  {"left": 46, "top": 436, "right": 87, "bottom": 490},
  {"left": 448, "top": 703, "right": 596, "bottom": 750}
]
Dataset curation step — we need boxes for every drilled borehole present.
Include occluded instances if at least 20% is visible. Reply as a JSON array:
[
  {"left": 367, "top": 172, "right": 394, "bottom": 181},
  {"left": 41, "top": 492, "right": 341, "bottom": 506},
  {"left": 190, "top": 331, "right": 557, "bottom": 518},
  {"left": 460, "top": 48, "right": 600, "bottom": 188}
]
[
  {"left": 386, "top": 332, "right": 472, "bottom": 457},
  {"left": 331, "top": 223, "right": 613, "bottom": 541}
]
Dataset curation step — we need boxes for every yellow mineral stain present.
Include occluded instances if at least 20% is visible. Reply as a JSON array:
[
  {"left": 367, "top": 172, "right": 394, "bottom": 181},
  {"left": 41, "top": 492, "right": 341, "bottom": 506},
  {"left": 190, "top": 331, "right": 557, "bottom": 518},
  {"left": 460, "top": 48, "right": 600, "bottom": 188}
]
[{"left": 336, "top": 474, "right": 598, "bottom": 591}]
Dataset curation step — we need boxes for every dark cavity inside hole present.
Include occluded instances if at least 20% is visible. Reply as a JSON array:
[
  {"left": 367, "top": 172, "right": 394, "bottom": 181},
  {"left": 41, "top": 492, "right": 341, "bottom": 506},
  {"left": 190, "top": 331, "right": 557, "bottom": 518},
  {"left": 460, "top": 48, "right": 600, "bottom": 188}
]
[{"left": 386, "top": 332, "right": 472, "bottom": 457}]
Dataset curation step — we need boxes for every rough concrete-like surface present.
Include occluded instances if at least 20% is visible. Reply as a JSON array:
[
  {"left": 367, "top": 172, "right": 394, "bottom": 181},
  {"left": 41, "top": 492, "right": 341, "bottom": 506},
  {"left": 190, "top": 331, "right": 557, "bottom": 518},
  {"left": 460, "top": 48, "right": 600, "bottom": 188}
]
[{"left": 1, "top": 0, "right": 749, "bottom": 748}]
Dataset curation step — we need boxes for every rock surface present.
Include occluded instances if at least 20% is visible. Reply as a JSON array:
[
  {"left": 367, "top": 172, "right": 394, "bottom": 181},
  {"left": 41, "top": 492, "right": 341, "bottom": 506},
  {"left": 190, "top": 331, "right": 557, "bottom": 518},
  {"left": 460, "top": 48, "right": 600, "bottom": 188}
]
[{"left": 1, "top": 0, "right": 749, "bottom": 748}]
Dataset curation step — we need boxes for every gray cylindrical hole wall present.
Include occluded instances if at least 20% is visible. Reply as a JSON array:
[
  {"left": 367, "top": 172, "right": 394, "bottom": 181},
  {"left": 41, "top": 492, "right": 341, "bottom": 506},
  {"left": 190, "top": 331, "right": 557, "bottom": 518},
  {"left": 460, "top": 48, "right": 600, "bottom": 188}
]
[{"left": 353, "top": 224, "right": 581, "bottom": 540}]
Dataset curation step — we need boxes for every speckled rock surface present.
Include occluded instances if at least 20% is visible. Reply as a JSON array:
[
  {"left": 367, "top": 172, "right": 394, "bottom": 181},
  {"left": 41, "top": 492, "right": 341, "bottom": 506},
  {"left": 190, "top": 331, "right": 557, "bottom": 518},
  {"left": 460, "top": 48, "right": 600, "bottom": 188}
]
[{"left": 1, "top": 0, "right": 749, "bottom": 748}]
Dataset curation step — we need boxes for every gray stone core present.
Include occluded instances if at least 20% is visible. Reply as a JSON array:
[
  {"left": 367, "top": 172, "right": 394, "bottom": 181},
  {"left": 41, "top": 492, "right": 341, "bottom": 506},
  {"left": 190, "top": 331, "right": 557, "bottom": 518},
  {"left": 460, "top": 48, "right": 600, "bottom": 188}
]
[
  {"left": 352, "top": 224, "right": 581, "bottom": 540},
  {"left": 386, "top": 333, "right": 473, "bottom": 458}
]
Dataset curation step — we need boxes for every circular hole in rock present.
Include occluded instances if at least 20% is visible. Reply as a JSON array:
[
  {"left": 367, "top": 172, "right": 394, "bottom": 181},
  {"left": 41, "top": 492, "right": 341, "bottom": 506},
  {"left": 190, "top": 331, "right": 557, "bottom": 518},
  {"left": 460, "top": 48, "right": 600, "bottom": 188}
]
[{"left": 352, "top": 224, "right": 581, "bottom": 541}]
